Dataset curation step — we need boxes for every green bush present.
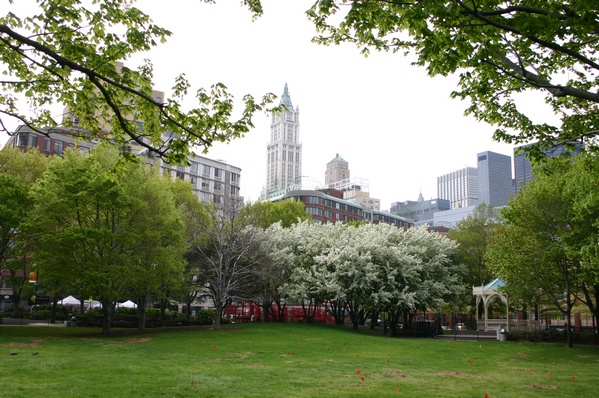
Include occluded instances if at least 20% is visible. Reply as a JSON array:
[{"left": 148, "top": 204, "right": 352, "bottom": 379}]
[
  {"left": 145, "top": 307, "right": 161, "bottom": 320},
  {"left": 195, "top": 310, "right": 215, "bottom": 325},
  {"left": 115, "top": 307, "right": 137, "bottom": 316}
]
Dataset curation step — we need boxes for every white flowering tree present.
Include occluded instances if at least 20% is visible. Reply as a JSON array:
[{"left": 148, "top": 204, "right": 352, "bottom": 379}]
[
  {"left": 271, "top": 221, "right": 344, "bottom": 322},
  {"left": 270, "top": 221, "right": 463, "bottom": 334}
]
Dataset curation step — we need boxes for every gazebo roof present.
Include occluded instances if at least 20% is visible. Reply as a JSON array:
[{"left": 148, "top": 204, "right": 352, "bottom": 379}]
[
  {"left": 484, "top": 278, "right": 505, "bottom": 291},
  {"left": 472, "top": 278, "right": 505, "bottom": 296}
]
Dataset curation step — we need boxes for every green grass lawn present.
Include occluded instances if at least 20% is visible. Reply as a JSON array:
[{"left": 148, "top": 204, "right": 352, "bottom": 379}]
[{"left": 1, "top": 323, "right": 598, "bottom": 397}]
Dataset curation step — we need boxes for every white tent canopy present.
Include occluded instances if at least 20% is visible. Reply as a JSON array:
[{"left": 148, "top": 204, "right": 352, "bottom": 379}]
[
  {"left": 118, "top": 300, "right": 137, "bottom": 308},
  {"left": 58, "top": 295, "right": 80, "bottom": 306}
]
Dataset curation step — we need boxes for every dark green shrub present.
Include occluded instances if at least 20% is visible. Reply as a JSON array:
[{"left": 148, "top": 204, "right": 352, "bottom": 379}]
[{"left": 195, "top": 310, "right": 215, "bottom": 325}]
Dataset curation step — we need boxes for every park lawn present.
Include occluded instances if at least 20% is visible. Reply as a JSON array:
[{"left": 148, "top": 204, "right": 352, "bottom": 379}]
[{"left": 1, "top": 323, "right": 598, "bottom": 397}]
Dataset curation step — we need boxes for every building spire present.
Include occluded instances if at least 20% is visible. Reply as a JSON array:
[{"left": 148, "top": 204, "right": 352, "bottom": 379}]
[{"left": 280, "top": 83, "right": 293, "bottom": 109}]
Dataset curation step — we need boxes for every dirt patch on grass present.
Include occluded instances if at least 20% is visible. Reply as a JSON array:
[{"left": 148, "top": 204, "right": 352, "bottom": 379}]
[
  {"left": 2, "top": 339, "right": 43, "bottom": 348},
  {"left": 525, "top": 385, "right": 557, "bottom": 390},
  {"left": 438, "top": 371, "right": 477, "bottom": 377},
  {"left": 211, "top": 358, "right": 221, "bottom": 362},
  {"left": 513, "top": 367, "right": 535, "bottom": 371},
  {"left": 229, "top": 352, "right": 252, "bottom": 359},
  {"left": 513, "top": 352, "right": 528, "bottom": 358},
  {"left": 124, "top": 337, "right": 152, "bottom": 343},
  {"left": 324, "top": 359, "right": 335, "bottom": 362},
  {"left": 577, "top": 355, "right": 592, "bottom": 358},
  {"left": 384, "top": 373, "right": 407, "bottom": 378}
]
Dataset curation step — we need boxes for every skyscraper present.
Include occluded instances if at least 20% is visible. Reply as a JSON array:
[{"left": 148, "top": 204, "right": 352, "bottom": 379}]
[
  {"left": 477, "top": 151, "right": 512, "bottom": 207},
  {"left": 265, "top": 84, "right": 302, "bottom": 197},
  {"left": 513, "top": 142, "right": 583, "bottom": 193},
  {"left": 437, "top": 167, "right": 478, "bottom": 209}
]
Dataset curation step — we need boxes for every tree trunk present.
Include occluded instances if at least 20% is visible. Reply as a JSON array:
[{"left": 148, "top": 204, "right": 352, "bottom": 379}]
[
  {"left": 301, "top": 299, "right": 317, "bottom": 322},
  {"left": 159, "top": 298, "right": 168, "bottom": 326},
  {"left": 137, "top": 295, "right": 147, "bottom": 330},
  {"left": 185, "top": 300, "right": 193, "bottom": 324},
  {"left": 346, "top": 298, "right": 360, "bottom": 330},
  {"left": 387, "top": 308, "right": 402, "bottom": 337},
  {"left": 101, "top": 301, "right": 115, "bottom": 335},
  {"left": 262, "top": 301, "right": 270, "bottom": 322},
  {"left": 369, "top": 310, "right": 379, "bottom": 330},
  {"left": 213, "top": 301, "right": 222, "bottom": 329},
  {"left": 50, "top": 295, "right": 58, "bottom": 324},
  {"left": 328, "top": 300, "right": 345, "bottom": 326}
]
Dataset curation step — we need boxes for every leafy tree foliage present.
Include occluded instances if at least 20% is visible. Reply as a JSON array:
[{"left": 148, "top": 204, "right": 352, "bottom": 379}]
[
  {"left": 190, "top": 200, "right": 269, "bottom": 329},
  {"left": 448, "top": 204, "right": 501, "bottom": 309},
  {"left": 486, "top": 155, "right": 593, "bottom": 347},
  {"left": 0, "top": 146, "right": 49, "bottom": 313},
  {"left": 241, "top": 199, "right": 311, "bottom": 228},
  {"left": 0, "top": 174, "right": 33, "bottom": 311},
  {"left": 0, "top": 0, "right": 275, "bottom": 164},
  {"left": 0, "top": 146, "right": 51, "bottom": 184},
  {"left": 240, "top": 199, "right": 311, "bottom": 321},
  {"left": 309, "top": 1, "right": 599, "bottom": 157},
  {"left": 121, "top": 166, "right": 186, "bottom": 330},
  {"left": 168, "top": 178, "right": 212, "bottom": 325},
  {"left": 28, "top": 147, "right": 185, "bottom": 334},
  {"left": 270, "top": 221, "right": 462, "bottom": 333}
]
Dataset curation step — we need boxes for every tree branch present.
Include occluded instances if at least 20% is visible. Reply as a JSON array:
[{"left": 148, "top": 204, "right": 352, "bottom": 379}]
[{"left": 455, "top": 1, "right": 599, "bottom": 72}]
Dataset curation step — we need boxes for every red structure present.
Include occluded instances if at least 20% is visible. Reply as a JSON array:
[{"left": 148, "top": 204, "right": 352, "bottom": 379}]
[{"left": 223, "top": 302, "right": 335, "bottom": 324}]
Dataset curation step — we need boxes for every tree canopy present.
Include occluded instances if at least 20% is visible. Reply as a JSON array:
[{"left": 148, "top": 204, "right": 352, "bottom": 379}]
[
  {"left": 28, "top": 146, "right": 186, "bottom": 334},
  {"left": 309, "top": 1, "right": 599, "bottom": 158},
  {"left": 486, "top": 153, "right": 599, "bottom": 347},
  {"left": 0, "top": 0, "right": 275, "bottom": 164},
  {"left": 270, "top": 221, "right": 462, "bottom": 333},
  {"left": 448, "top": 204, "right": 501, "bottom": 293}
]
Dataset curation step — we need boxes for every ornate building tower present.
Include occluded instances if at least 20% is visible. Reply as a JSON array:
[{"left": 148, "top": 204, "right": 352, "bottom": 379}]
[
  {"left": 265, "top": 84, "right": 302, "bottom": 197},
  {"left": 325, "top": 153, "right": 349, "bottom": 186}
]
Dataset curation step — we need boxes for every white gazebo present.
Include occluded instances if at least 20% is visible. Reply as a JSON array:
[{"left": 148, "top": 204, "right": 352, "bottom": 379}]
[
  {"left": 473, "top": 278, "right": 540, "bottom": 333},
  {"left": 473, "top": 278, "right": 510, "bottom": 331}
]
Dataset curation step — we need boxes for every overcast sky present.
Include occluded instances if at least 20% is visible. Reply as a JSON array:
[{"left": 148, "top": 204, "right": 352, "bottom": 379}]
[{"left": 2, "top": 0, "right": 544, "bottom": 210}]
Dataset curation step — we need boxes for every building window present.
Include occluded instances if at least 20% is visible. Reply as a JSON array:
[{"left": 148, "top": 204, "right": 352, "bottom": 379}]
[
  {"left": 18, "top": 132, "right": 38, "bottom": 148},
  {"left": 307, "top": 207, "right": 323, "bottom": 216},
  {"left": 176, "top": 171, "right": 185, "bottom": 180},
  {"left": 190, "top": 161, "right": 198, "bottom": 172},
  {"left": 231, "top": 173, "right": 240, "bottom": 183},
  {"left": 214, "top": 182, "right": 221, "bottom": 191},
  {"left": 54, "top": 140, "right": 64, "bottom": 155},
  {"left": 200, "top": 192, "right": 210, "bottom": 202},
  {"left": 214, "top": 168, "right": 222, "bottom": 179},
  {"left": 202, "top": 165, "right": 210, "bottom": 175},
  {"left": 201, "top": 179, "right": 209, "bottom": 189},
  {"left": 43, "top": 137, "right": 52, "bottom": 152},
  {"left": 213, "top": 194, "right": 221, "bottom": 204}
]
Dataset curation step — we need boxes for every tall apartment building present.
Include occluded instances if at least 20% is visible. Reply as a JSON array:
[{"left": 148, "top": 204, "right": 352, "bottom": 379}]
[
  {"left": 325, "top": 153, "right": 349, "bottom": 185},
  {"left": 477, "top": 151, "right": 513, "bottom": 207},
  {"left": 7, "top": 125, "right": 243, "bottom": 205},
  {"left": 514, "top": 142, "right": 583, "bottom": 193},
  {"left": 437, "top": 167, "right": 478, "bottom": 209},
  {"left": 265, "top": 84, "right": 302, "bottom": 198}
]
